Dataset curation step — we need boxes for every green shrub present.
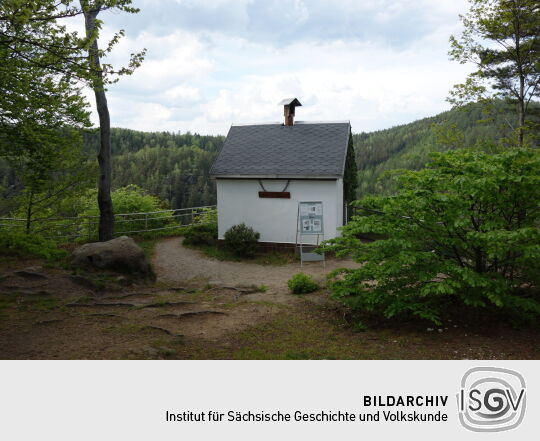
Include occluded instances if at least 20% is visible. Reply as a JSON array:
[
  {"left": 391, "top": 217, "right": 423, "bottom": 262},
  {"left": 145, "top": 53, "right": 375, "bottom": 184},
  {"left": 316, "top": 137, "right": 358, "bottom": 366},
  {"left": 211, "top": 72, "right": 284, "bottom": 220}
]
[
  {"left": 353, "top": 321, "right": 368, "bottom": 333},
  {"left": 183, "top": 223, "right": 218, "bottom": 246},
  {"left": 288, "top": 273, "right": 318, "bottom": 294},
  {"left": 323, "top": 148, "right": 540, "bottom": 325},
  {"left": 193, "top": 207, "right": 217, "bottom": 226},
  {"left": 78, "top": 185, "right": 173, "bottom": 239},
  {"left": 0, "top": 231, "right": 67, "bottom": 261},
  {"left": 224, "top": 223, "right": 260, "bottom": 258},
  {"left": 183, "top": 207, "right": 218, "bottom": 246}
]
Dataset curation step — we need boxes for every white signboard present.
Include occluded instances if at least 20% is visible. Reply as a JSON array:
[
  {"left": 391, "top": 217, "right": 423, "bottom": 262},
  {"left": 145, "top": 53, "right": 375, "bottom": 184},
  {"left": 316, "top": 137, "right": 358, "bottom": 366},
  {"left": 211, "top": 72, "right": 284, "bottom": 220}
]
[{"left": 298, "top": 201, "right": 324, "bottom": 235}]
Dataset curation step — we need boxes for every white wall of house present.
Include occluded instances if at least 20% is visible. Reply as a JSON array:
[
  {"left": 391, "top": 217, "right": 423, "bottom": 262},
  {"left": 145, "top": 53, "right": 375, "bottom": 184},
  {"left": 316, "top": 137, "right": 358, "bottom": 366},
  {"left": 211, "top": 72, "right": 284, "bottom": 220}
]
[{"left": 216, "top": 178, "right": 344, "bottom": 244}]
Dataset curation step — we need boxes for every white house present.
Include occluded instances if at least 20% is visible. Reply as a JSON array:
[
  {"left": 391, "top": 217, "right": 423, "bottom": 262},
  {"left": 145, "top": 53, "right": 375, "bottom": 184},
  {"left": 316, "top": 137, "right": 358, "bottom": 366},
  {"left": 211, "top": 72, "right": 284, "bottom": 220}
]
[{"left": 210, "top": 98, "right": 353, "bottom": 248}]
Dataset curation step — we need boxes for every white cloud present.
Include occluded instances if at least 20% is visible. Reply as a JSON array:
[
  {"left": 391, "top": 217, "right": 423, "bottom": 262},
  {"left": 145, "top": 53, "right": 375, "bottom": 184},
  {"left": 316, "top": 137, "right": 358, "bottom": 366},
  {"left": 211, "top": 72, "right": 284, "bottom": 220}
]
[
  {"left": 162, "top": 85, "right": 201, "bottom": 103},
  {"left": 109, "top": 30, "right": 214, "bottom": 91},
  {"left": 81, "top": 0, "right": 473, "bottom": 134}
]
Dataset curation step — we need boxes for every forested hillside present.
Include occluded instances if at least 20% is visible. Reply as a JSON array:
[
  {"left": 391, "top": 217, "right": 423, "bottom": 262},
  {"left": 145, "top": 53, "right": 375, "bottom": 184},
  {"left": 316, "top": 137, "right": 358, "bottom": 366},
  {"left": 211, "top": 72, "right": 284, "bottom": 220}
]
[
  {"left": 99, "top": 104, "right": 522, "bottom": 205},
  {"left": 0, "top": 104, "right": 522, "bottom": 215},
  {"left": 103, "top": 104, "right": 527, "bottom": 207},
  {"left": 83, "top": 129, "right": 224, "bottom": 209},
  {"left": 353, "top": 103, "right": 523, "bottom": 195}
]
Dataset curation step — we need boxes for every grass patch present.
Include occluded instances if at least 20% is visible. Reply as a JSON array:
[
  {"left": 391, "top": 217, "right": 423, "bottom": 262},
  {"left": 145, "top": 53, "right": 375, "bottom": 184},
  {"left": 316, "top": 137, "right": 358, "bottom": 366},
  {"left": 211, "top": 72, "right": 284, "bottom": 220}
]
[
  {"left": 223, "top": 308, "right": 456, "bottom": 360},
  {"left": 284, "top": 350, "right": 311, "bottom": 360},
  {"left": 18, "top": 294, "right": 62, "bottom": 312},
  {"left": 238, "top": 284, "right": 269, "bottom": 293},
  {"left": 248, "top": 300, "right": 289, "bottom": 309},
  {"left": 70, "top": 269, "right": 124, "bottom": 290},
  {"left": 103, "top": 322, "right": 145, "bottom": 335},
  {"left": 0, "top": 291, "right": 61, "bottom": 313},
  {"left": 70, "top": 295, "right": 94, "bottom": 305},
  {"left": 184, "top": 242, "right": 296, "bottom": 266},
  {"left": 228, "top": 312, "right": 377, "bottom": 360},
  {"left": 131, "top": 227, "right": 190, "bottom": 241},
  {"left": 0, "top": 292, "right": 18, "bottom": 315},
  {"left": 0, "top": 232, "right": 67, "bottom": 262},
  {"left": 136, "top": 238, "right": 158, "bottom": 260}
]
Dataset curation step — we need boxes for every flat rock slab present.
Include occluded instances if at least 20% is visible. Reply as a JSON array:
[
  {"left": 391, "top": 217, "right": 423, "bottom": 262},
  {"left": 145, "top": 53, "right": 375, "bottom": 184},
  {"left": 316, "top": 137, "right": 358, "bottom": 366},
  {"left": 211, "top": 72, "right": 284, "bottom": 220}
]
[
  {"left": 157, "top": 311, "right": 226, "bottom": 319},
  {"left": 69, "top": 275, "right": 98, "bottom": 290},
  {"left": 13, "top": 270, "right": 48, "bottom": 280}
]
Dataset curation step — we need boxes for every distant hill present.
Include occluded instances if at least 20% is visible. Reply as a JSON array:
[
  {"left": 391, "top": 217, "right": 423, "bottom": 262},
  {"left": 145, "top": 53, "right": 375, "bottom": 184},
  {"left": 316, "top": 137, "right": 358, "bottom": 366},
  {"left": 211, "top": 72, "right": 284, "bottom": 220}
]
[
  {"left": 352, "top": 103, "right": 521, "bottom": 196},
  {"left": 85, "top": 105, "right": 520, "bottom": 206},
  {"left": 83, "top": 128, "right": 224, "bottom": 209},
  {"left": 0, "top": 103, "right": 529, "bottom": 215}
]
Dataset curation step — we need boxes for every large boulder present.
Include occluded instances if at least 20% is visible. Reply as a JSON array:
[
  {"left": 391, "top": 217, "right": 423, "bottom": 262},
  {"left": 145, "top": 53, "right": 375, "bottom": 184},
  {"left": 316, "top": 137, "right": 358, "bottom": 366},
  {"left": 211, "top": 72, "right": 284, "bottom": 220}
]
[{"left": 71, "top": 236, "right": 152, "bottom": 277}]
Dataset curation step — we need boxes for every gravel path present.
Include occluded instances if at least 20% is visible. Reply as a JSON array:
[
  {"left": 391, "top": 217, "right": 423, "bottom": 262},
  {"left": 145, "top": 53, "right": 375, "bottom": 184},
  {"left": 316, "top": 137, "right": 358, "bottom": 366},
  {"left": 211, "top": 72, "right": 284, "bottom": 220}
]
[{"left": 152, "top": 237, "right": 358, "bottom": 291}]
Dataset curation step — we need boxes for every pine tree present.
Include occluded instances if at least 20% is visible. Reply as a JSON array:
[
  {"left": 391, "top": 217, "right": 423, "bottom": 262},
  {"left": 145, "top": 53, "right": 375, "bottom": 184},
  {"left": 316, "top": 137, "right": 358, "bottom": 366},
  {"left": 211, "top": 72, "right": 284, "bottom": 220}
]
[{"left": 449, "top": 0, "right": 540, "bottom": 146}]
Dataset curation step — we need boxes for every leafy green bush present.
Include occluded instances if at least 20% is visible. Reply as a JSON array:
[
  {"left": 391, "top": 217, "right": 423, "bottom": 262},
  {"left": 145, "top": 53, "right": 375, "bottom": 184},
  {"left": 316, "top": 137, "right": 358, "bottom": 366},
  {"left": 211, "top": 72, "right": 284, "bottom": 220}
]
[
  {"left": 183, "top": 223, "right": 217, "bottom": 246},
  {"left": 183, "top": 207, "right": 218, "bottom": 246},
  {"left": 0, "top": 231, "right": 67, "bottom": 261},
  {"left": 224, "top": 223, "right": 260, "bottom": 258},
  {"left": 288, "top": 273, "right": 318, "bottom": 294},
  {"left": 323, "top": 148, "right": 540, "bottom": 325},
  {"left": 78, "top": 185, "right": 173, "bottom": 239},
  {"left": 193, "top": 207, "right": 217, "bottom": 226}
]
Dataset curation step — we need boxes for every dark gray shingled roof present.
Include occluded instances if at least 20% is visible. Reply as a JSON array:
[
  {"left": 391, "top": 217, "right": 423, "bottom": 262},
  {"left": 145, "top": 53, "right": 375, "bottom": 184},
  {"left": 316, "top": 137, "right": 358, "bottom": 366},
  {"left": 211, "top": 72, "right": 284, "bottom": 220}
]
[{"left": 210, "top": 121, "right": 351, "bottom": 178}]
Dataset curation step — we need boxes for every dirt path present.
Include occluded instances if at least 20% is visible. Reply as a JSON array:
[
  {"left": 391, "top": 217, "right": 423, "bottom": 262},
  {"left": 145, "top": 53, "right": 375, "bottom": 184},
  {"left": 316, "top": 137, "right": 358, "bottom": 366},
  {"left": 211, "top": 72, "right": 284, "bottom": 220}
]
[
  {"left": 2, "top": 251, "right": 539, "bottom": 359},
  {"left": 152, "top": 237, "right": 357, "bottom": 291}
]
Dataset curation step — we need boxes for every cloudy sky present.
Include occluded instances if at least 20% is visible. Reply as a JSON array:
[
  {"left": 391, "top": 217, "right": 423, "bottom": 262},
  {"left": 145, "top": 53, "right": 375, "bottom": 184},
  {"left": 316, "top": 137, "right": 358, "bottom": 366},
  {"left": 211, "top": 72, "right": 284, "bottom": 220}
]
[{"left": 87, "top": 0, "right": 472, "bottom": 135}]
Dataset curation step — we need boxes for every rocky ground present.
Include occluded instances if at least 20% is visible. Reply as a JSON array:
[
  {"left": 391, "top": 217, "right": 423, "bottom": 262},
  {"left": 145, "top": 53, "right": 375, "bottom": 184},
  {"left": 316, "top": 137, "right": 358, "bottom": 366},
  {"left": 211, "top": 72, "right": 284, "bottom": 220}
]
[{"left": 0, "top": 238, "right": 538, "bottom": 359}]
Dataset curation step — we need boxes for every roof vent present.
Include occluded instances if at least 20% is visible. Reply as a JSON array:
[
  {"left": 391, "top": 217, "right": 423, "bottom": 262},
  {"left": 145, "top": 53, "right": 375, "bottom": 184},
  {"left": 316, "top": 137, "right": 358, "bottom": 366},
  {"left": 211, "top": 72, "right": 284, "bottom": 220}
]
[{"left": 279, "top": 98, "right": 302, "bottom": 126}]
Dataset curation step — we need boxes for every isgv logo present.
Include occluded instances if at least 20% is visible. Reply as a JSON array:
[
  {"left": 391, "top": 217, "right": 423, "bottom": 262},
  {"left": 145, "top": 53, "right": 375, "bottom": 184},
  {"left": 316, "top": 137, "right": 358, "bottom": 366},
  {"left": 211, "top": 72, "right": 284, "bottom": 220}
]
[{"left": 457, "top": 367, "right": 526, "bottom": 432}]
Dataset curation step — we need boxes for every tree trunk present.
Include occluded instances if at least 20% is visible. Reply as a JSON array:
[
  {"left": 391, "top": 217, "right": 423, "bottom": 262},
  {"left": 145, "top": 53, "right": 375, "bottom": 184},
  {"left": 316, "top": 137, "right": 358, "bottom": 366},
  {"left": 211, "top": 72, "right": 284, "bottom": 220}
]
[
  {"left": 514, "top": 3, "right": 526, "bottom": 147},
  {"left": 517, "top": 48, "right": 526, "bottom": 147},
  {"left": 25, "top": 190, "right": 33, "bottom": 234},
  {"left": 83, "top": 5, "right": 114, "bottom": 241}
]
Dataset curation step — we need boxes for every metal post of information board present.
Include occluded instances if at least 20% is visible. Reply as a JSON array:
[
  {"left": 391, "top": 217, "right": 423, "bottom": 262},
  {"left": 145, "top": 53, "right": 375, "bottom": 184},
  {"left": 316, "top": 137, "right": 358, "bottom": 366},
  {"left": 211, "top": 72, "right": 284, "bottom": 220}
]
[{"left": 296, "top": 201, "right": 325, "bottom": 268}]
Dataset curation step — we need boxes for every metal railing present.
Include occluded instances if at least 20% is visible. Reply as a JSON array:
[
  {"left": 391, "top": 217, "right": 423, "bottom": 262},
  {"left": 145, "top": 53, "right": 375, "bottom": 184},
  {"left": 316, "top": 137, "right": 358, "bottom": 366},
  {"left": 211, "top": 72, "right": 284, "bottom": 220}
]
[{"left": 0, "top": 205, "right": 216, "bottom": 242}]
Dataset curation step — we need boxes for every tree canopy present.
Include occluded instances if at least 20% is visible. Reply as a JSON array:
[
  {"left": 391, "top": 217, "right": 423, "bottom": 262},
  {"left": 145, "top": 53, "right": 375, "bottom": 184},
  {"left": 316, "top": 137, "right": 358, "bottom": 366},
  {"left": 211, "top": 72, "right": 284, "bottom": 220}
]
[
  {"left": 324, "top": 147, "right": 540, "bottom": 325},
  {"left": 0, "top": 1, "right": 145, "bottom": 239},
  {"left": 449, "top": 0, "right": 540, "bottom": 145}
]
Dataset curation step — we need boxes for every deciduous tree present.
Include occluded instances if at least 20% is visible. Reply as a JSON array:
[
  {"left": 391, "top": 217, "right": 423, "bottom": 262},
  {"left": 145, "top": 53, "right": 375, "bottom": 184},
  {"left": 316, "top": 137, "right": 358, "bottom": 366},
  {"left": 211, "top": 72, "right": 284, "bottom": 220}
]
[
  {"left": 323, "top": 148, "right": 540, "bottom": 325},
  {"left": 0, "top": 0, "right": 145, "bottom": 240}
]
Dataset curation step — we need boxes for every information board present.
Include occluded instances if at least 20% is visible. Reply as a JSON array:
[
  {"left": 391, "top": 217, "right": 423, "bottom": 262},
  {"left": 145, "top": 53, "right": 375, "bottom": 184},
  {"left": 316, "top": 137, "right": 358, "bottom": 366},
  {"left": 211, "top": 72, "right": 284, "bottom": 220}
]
[{"left": 298, "top": 201, "right": 324, "bottom": 235}]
